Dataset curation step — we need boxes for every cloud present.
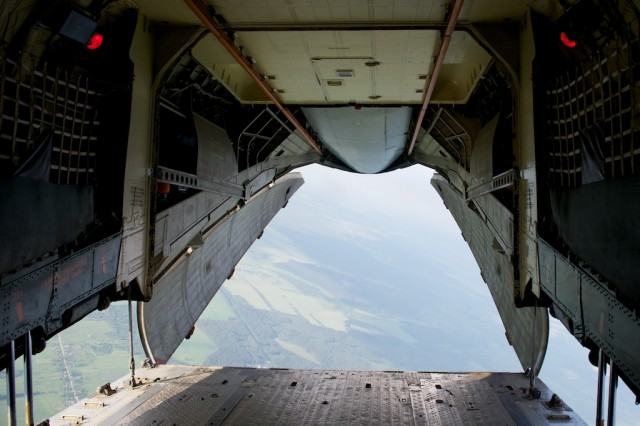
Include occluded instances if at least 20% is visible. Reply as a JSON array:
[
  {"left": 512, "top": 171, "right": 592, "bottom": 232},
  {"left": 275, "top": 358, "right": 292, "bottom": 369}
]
[{"left": 288, "top": 164, "right": 463, "bottom": 237}]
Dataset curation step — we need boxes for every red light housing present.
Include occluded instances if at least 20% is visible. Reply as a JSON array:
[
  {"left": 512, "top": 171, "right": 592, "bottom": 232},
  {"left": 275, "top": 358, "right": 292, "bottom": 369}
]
[
  {"left": 560, "top": 31, "right": 577, "bottom": 48},
  {"left": 86, "top": 33, "right": 104, "bottom": 50}
]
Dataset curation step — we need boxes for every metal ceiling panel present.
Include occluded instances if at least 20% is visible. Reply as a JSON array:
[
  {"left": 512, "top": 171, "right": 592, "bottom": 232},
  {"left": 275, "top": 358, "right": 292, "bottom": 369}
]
[
  {"left": 460, "top": 0, "right": 530, "bottom": 23},
  {"left": 210, "top": 0, "right": 528, "bottom": 24},
  {"left": 432, "top": 31, "right": 493, "bottom": 103},
  {"left": 212, "top": 1, "right": 394, "bottom": 24},
  {"left": 445, "top": 30, "right": 492, "bottom": 64},
  {"left": 238, "top": 30, "right": 440, "bottom": 104},
  {"left": 125, "top": 0, "right": 199, "bottom": 24},
  {"left": 191, "top": 35, "right": 271, "bottom": 103},
  {"left": 177, "top": 5, "right": 495, "bottom": 105},
  {"left": 232, "top": 29, "right": 490, "bottom": 104},
  {"left": 127, "top": 1, "right": 530, "bottom": 30}
]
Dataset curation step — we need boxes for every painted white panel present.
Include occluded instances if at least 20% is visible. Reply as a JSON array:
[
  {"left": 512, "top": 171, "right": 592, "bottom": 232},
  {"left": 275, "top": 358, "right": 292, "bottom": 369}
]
[{"left": 303, "top": 107, "right": 411, "bottom": 173}]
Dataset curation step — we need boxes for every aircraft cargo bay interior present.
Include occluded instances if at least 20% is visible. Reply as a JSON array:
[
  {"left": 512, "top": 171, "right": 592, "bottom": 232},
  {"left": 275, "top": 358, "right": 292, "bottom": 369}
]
[{"left": 1, "top": 0, "right": 639, "bottom": 424}]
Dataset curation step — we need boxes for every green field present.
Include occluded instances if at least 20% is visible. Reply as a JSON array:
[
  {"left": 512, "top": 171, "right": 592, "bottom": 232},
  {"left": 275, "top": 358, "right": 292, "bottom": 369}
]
[{"left": 1, "top": 303, "right": 144, "bottom": 423}]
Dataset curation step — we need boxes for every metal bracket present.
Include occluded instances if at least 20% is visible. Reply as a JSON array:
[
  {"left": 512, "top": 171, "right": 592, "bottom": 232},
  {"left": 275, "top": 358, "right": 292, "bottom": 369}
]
[
  {"left": 465, "top": 169, "right": 517, "bottom": 201},
  {"left": 155, "top": 166, "right": 244, "bottom": 198}
]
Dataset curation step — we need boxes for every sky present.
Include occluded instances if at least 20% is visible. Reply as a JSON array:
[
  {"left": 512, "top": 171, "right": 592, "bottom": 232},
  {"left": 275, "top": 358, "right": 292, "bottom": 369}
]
[{"left": 172, "top": 163, "right": 638, "bottom": 424}]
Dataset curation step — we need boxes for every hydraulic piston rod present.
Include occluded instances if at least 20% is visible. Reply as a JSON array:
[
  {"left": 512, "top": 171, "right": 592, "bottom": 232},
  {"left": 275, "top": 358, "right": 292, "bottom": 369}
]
[
  {"left": 24, "top": 332, "right": 34, "bottom": 426},
  {"left": 6, "top": 340, "right": 16, "bottom": 426}
]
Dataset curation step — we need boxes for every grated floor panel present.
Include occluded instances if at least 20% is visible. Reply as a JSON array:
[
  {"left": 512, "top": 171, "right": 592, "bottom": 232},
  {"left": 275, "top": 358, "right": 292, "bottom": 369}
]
[{"left": 50, "top": 365, "right": 586, "bottom": 425}]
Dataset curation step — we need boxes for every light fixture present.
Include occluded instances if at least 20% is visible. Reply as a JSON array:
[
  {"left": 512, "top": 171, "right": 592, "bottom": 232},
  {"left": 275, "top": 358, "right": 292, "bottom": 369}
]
[
  {"left": 86, "top": 33, "right": 104, "bottom": 50},
  {"left": 560, "top": 31, "right": 577, "bottom": 48},
  {"left": 336, "top": 69, "right": 355, "bottom": 77}
]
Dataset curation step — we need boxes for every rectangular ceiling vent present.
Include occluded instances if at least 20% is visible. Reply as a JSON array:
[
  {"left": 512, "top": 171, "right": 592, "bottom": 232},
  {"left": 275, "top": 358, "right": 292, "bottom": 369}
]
[
  {"left": 336, "top": 69, "right": 354, "bottom": 78},
  {"left": 326, "top": 80, "right": 344, "bottom": 87}
]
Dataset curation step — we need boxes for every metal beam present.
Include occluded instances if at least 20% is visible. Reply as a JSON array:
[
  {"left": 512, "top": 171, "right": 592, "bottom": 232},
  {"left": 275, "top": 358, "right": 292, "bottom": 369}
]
[
  {"left": 183, "top": 0, "right": 322, "bottom": 156},
  {"left": 156, "top": 166, "right": 245, "bottom": 198},
  {"left": 407, "top": 0, "right": 464, "bottom": 155},
  {"left": 465, "top": 169, "right": 517, "bottom": 201}
]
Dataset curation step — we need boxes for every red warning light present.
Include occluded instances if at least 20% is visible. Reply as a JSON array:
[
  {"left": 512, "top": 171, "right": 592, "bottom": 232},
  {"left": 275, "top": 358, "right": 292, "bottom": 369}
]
[
  {"left": 86, "top": 33, "right": 104, "bottom": 50},
  {"left": 560, "top": 32, "right": 577, "bottom": 48}
]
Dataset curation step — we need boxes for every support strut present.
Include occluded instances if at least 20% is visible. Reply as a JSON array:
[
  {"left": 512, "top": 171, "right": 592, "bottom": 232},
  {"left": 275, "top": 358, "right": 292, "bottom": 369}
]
[
  {"left": 596, "top": 349, "right": 607, "bottom": 426},
  {"left": 24, "top": 332, "right": 34, "bottom": 426},
  {"left": 607, "top": 361, "right": 618, "bottom": 426},
  {"left": 128, "top": 284, "right": 138, "bottom": 388},
  {"left": 6, "top": 340, "right": 16, "bottom": 426}
]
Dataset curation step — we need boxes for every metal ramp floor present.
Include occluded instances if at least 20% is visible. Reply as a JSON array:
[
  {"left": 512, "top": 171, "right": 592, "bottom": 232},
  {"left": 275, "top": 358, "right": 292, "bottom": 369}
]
[{"left": 50, "top": 364, "right": 585, "bottom": 425}]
